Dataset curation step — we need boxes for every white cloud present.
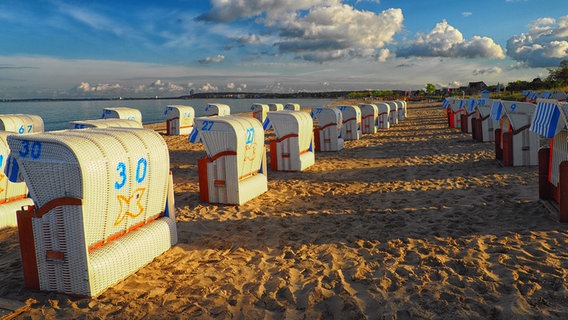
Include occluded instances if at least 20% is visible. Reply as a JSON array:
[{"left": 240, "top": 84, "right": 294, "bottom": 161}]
[
  {"left": 75, "top": 82, "right": 121, "bottom": 92},
  {"left": 274, "top": 6, "right": 403, "bottom": 62},
  {"left": 462, "top": 12, "right": 472, "bottom": 17},
  {"left": 506, "top": 15, "right": 568, "bottom": 67},
  {"left": 197, "top": 0, "right": 334, "bottom": 22},
  {"left": 200, "top": 83, "right": 218, "bottom": 91},
  {"left": 472, "top": 66, "right": 502, "bottom": 76},
  {"left": 397, "top": 20, "right": 505, "bottom": 59},
  {"left": 199, "top": 0, "right": 403, "bottom": 62},
  {"left": 198, "top": 54, "right": 225, "bottom": 64}
]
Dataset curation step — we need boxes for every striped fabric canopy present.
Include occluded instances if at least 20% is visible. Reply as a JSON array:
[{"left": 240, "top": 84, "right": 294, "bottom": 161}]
[
  {"left": 490, "top": 100, "right": 503, "bottom": 120},
  {"left": 530, "top": 99, "right": 565, "bottom": 138}
]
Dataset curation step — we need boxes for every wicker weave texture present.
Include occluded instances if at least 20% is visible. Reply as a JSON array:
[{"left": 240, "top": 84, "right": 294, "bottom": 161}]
[
  {"left": 312, "top": 108, "right": 344, "bottom": 152},
  {"left": 0, "top": 114, "right": 44, "bottom": 134},
  {"left": 385, "top": 101, "right": 399, "bottom": 125},
  {"left": 101, "top": 107, "right": 142, "bottom": 125},
  {"left": 268, "top": 103, "right": 284, "bottom": 111},
  {"left": 205, "top": 103, "right": 231, "bottom": 116},
  {"left": 375, "top": 103, "right": 391, "bottom": 129},
  {"left": 69, "top": 119, "right": 142, "bottom": 129},
  {"left": 251, "top": 104, "right": 268, "bottom": 125},
  {"left": 284, "top": 103, "right": 301, "bottom": 111},
  {"left": 339, "top": 105, "right": 362, "bottom": 140},
  {"left": 7, "top": 128, "right": 175, "bottom": 296},
  {"left": 195, "top": 116, "right": 268, "bottom": 204},
  {"left": 0, "top": 198, "right": 33, "bottom": 228},
  {"left": 165, "top": 105, "right": 195, "bottom": 135},
  {"left": 359, "top": 104, "right": 378, "bottom": 134},
  {"left": 267, "top": 110, "right": 314, "bottom": 171}
]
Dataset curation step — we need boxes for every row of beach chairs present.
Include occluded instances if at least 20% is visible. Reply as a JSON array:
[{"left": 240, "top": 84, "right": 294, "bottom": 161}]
[
  {"left": 443, "top": 95, "right": 568, "bottom": 222},
  {"left": 0, "top": 99, "right": 407, "bottom": 297}
]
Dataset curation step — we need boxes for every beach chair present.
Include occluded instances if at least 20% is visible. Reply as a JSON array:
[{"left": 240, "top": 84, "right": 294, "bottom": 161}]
[
  {"left": 0, "top": 114, "right": 44, "bottom": 134},
  {"left": 394, "top": 100, "right": 406, "bottom": 121},
  {"left": 449, "top": 99, "right": 467, "bottom": 129},
  {"left": 311, "top": 107, "right": 344, "bottom": 152},
  {"left": 284, "top": 103, "right": 301, "bottom": 111},
  {"left": 0, "top": 132, "right": 34, "bottom": 229},
  {"left": 472, "top": 99, "right": 497, "bottom": 142},
  {"left": 460, "top": 98, "right": 477, "bottom": 134},
  {"left": 358, "top": 103, "right": 378, "bottom": 134},
  {"left": 251, "top": 103, "right": 269, "bottom": 125},
  {"left": 101, "top": 107, "right": 142, "bottom": 125},
  {"left": 530, "top": 99, "right": 568, "bottom": 221},
  {"left": 204, "top": 103, "right": 231, "bottom": 116},
  {"left": 442, "top": 98, "right": 455, "bottom": 127},
  {"left": 265, "top": 110, "right": 315, "bottom": 172},
  {"left": 191, "top": 116, "right": 267, "bottom": 205},
  {"left": 7, "top": 128, "right": 177, "bottom": 297},
  {"left": 69, "top": 119, "right": 142, "bottom": 129},
  {"left": 375, "top": 102, "right": 391, "bottom": 129},
  {"left": 164, "top": 105, "right": 195, "bottom": 135},
  {"left": 268, "top": 103, "right": 284, "bottom": 111},
  {"left": 339, "top": 105, "right": 361, "bottom": 140},
  {"left": 385, "top": 101, "right": 399, "bottom": 125},
  {"left": 491, "top": 101, "right": 538, "bottom": 166}
]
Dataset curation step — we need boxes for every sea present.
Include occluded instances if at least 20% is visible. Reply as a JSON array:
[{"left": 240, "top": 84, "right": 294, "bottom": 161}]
[{"left": 0, "top": 98, "right": 339, "bottom": 131}]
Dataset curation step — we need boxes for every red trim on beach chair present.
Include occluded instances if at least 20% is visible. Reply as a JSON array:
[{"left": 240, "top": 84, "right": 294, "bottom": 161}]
[{"left": 0, "top": 194, "right": 26, "bottom": 205}]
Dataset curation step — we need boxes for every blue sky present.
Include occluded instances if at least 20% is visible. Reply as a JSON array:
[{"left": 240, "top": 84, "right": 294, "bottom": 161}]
[{"left": 1, "top": 0, "right": 567, "bottom": 98}]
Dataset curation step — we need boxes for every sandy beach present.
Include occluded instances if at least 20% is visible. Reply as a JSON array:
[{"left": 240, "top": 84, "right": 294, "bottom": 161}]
[{"left": 1, "top": 101, "right": 568, "bottom": 319}]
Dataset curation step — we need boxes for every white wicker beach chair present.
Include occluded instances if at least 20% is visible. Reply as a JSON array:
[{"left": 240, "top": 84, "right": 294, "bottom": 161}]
[
  {"left": 0, "top": 132, "right": 33, "bottom": 229},
  {"left": 530, "top": 99, "right": 568, "bottom": 221},
  {"left": 0, "top": 114, "right": 44, "bottom": 134},
  {"left": 251, "top": 103, "right": 269, "bottom": 125},
  {"left": 164, "top": 105, "right": 195, "bottom": 135},
  {"left": 266, "top": 110, "right": 315, "bottom": 172},
  {"left": 359, "top": 103, "right": 378, "bottom": 134},
  {"left": 385, "top": 101, "right": 399, "bottom": 125},
  {"left": 101, "top": 107, "right": 142, "bottom": 125},
  {"left": 375, "top": 102, "right": 391, "bottom": 129},
  {"left": 69, "top": 119, "right": 142, "bottom": 129},
  {"left": 338, "top": 105, "right": 361, "bottom": 140},
  {"left": 8, "top": 128, "right": 177, "bottom": 297},
  {"left": 473, "top": 99, "right": 497, "bottom": 142},
  {"left": 311, "top": 107, "right": 344, "bottom": 152},
  {"left": 192, "top": 116, "right": 268, "bottom": 205},
  {"left": 268, "top": 103, "right": 284, "bottom": 111},
  {"left": 394, "top": 100, "right": 406, "bottom": 121},
  {"left": 492, "top": 101, "right": 538, "bottom": 166},
  {"left": 205, "top": 103, "right": 231, "bottom": 116},
  {"left": 284, "top": 103, "right": 301, "bottom": 111}
]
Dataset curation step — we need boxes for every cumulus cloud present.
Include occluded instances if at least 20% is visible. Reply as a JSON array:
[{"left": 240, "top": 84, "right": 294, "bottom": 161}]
[
  {"left": 75, "top": 82, "right": 121, "bottom": 92},
  {"left": 200, "top": 83, "right": 218, "bottom": 91},
  {"left": 506, "top": 15, "right": 568, "bottom": 67},
  {"left": 397, "top": 20, "right": 505, "bottom": 59},
  {"left": 274, "top": 6, "right": 403, "bottom": 62},
  {"left": 196, "top": 0, "right": 331, "bottom": 23},
  {"left": 472, "top": 66, "right": 502, "bottom": 76},
  {"left": 198, "top": 0, "right": 403, "bottom": 62},
  {"left": 199, "top": 54, "right": 225, "bottom": 64}
]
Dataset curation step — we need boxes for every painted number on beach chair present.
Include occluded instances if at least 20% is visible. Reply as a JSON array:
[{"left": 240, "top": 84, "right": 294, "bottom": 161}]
[
  {"left": 245, "top": 128, "right": 255, "bottom": 144},
  {"left": 114, "top": 157, "right": 148, "bottom": 190},
  {"left": 18, "top": 125, "right": 33, "bottom": 134},
  {"left": 0, "top": 154, "right": 3, "bottom": 168},
  {"left": 201, "top": 120, "right": 214, "bottom": 131},
  {"left": 18, "top": 141, "right": 42, "bottom": 159},
  {"left": 511, "top": 104, "right": 517, "bottom": 112}
]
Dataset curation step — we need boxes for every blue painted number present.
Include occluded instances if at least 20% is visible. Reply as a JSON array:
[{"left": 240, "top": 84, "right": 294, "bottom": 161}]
[
  {"left": 114, "top": 157, "right": 148, "bottom": 189},
  {"left": 201, "top": 121, "right": 214, "bottom": 131},
  {"left": 246, "top": 128, "right": 254, "bottom": 144},
  {"left": 511, "top": 103, "right": 517, "bottom": 112},
  {"left": 18, "top": 141, "right": 41, "bottom": 159}
]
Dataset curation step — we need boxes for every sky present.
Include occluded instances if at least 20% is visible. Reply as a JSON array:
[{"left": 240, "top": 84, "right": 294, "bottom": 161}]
[{"left": 1, "top": 0, "right": 568, "bottom": 99}]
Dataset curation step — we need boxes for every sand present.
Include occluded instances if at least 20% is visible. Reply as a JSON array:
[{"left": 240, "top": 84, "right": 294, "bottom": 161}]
[{"left": 1, "top": 102, "right": 568, "bottom": 319}]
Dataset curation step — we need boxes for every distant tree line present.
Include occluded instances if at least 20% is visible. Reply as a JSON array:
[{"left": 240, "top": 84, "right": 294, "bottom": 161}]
[{"left": 507, "top": 60, "right": 568, "bottom": 91}]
